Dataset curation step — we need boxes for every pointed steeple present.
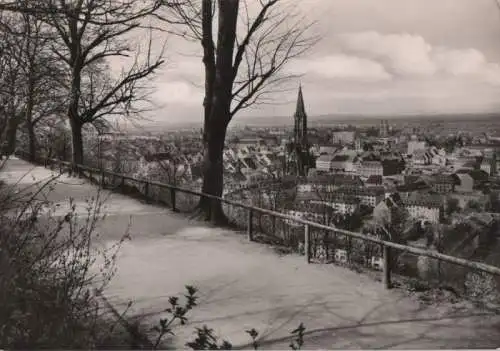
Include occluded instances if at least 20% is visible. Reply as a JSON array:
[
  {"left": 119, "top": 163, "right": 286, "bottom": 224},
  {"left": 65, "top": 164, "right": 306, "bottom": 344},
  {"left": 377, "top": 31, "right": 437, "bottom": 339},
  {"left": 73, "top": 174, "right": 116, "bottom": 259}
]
[
  {"left": 295, "top": 83, "right": 306, "bottom": 118},
  {"left": 291, "top": 84, "right": 309, "bottom": 176}
]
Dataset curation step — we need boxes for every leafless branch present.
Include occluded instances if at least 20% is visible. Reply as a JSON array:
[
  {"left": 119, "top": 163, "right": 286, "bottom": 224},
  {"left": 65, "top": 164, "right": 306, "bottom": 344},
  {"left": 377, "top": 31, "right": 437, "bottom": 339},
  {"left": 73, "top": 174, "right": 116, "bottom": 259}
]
[
  {"left": 230, "top": 0, "right": 319, "bottom": 117},
  {"left": 161, "top": 0, "right": 318, "bottom": 122}
]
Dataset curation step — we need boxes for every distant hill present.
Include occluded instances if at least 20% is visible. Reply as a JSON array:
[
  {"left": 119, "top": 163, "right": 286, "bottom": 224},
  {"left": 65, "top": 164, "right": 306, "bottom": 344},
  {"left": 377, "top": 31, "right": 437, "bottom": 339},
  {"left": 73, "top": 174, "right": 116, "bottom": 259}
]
[
  {"left": 231, "top": 112, "right": 500, "bottom": 128},
  {"left": 133, "top": 112, "right": 500, "bottom": 131}
]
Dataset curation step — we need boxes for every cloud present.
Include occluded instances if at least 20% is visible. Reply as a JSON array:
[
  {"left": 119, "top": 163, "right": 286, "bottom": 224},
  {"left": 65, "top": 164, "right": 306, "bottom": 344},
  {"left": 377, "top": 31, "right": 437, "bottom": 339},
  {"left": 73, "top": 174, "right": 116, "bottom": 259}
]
[
  {"left": 153, "top": 81, "right": 203, "bottom": 105},
  {"left": 339, "top": 31, "right": 500, "bottom": 84},
  {"left": 340, "top": 32, "right": 436, "bottom": 76},
  {"left": 289, "top": 54, "right": 392, "bottom": 82}
]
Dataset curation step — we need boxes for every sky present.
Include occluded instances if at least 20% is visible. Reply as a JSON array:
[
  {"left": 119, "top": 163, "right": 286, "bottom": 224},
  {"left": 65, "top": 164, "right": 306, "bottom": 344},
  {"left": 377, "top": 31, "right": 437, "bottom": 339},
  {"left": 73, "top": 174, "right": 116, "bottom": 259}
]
[{"left": 134, "top": 0, "right": 500, "bottom": 126}]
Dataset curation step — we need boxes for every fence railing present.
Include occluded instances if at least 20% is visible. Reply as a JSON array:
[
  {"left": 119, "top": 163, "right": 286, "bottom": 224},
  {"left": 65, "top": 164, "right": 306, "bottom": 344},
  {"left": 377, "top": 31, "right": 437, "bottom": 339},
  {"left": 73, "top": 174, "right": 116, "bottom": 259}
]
[{"left": 15, "top": 151, "right": 500, "bottom": 295}]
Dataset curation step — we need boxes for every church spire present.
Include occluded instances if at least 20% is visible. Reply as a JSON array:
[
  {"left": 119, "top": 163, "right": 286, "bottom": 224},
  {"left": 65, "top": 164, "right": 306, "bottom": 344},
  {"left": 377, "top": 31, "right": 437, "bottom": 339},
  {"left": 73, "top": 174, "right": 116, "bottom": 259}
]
[
  {"left": 295, "top": 83, "right": 306, "bottom": 119},
  {"left": 292, "top": 84, "right": 309, "bottom": 176}
]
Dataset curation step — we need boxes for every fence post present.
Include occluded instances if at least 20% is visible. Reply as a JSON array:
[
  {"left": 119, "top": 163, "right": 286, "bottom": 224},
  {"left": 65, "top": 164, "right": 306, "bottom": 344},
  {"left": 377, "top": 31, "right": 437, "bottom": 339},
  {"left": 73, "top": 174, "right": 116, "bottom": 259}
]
[
  {"left": 305, "top": 224, "right": 310, "bottom": 263},
  {"left": 170, "top": 187, "right": 177, "bottom": 212},
  {"left": 383, "top": 244, "right": 392, "bottom": 289},
  {"left": 120, "top": 176, "right": 125, "bottom": 190},
  {"left": 247, "top": 209, "right": 254, "bottom": 241}
]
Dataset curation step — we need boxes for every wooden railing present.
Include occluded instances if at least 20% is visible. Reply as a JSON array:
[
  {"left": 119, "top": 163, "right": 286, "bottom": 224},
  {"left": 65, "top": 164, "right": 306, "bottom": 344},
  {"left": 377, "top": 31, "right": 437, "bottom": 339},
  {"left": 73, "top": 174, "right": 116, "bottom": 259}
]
[{"left": 15, "top": 151, "right": 500, "bottom": 292}]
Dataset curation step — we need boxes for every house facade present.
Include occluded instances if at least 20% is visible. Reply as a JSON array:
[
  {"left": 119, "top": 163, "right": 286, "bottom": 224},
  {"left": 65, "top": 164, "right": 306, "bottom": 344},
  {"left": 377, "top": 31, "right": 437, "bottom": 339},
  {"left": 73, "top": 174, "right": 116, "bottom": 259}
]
[{"left": 358, "top": 161, "right": 384, "bottom": 178}]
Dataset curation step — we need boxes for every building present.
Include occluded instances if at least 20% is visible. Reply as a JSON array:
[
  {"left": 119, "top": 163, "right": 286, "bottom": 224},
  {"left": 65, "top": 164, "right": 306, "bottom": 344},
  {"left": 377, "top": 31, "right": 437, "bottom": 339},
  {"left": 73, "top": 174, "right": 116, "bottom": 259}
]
[
  {"left": 407, "top": 136, "right": 426, "bottom": 155},
  {"left": 379, "top": 119, "right": 389, "bottom": 138},
  {"left": 431, "top": 174, "right": 455, "bottom": 194},
  {"left": 358, "top": 161, "right": 384, "bottom": 178},
  {"left": 293, "top": 85, "right": 308, "bottom": 145},
  {"left": 332, "top": 131, "right": 355, "bottom": 145},
  {"left": 481, "top": 158, "right": 496, "bottom": 176},
  {"left": 297, "top": 174, "right": 363, "bottom": 193},
  {"left": 354, "top": 139, "right": 362, "bottom": 152},
  {"left": 336, "top": 186, "right": 385, "bottom": 207},
  {"left": 318, "top": 146, "right": 338, "bottom": 155},
  {"left": 453, "top": 173, "right": 474, "bottom": 193},
  {"left": 373, "top": 194, "right": 403, "bottom": 225},
  {"left": 290, "top": 84, "right": 309, "bottom": 176},
  {"left": 315, "top": 154, "right": 335, "bottom": 172},
  {"left": 402, "top": 193, "right": 443, "bottom": 224},
  {"left": 236, "top": 138, "right": 264, "bottom": 148},
  {"left": 330, "top": 154, "right": 356, "bottom": 172},
  {"left": 411, "top": 149, "right": 431, "bottom": 165},
  {"left": 428, "top": 147, "right": 447, "bottom": 166},
  {"left": 315, "top": 194, "right": 359, "bottom": 215},
  {"left": 481, "top": 160, "right": 492, "bottom": 176},
  {"left": 287, "top": 202, "right": 332, "bottom": 226},
  {"left": 365, "top": 175, "right": 383, "bottom": 187}
]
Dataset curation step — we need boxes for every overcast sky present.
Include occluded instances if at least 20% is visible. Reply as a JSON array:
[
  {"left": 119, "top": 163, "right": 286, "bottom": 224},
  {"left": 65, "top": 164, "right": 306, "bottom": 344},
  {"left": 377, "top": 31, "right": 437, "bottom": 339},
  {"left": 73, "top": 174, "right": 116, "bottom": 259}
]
[{"left": 140, "top": 0, "right": 500, "bottom": 125}]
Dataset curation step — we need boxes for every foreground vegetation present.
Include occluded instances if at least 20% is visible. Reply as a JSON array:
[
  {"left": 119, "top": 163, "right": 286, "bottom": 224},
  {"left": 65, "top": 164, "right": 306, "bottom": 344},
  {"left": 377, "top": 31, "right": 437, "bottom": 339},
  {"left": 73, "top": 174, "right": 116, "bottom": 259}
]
[{"left": 0, "top": 170, "right": 308, "bottom": 349}]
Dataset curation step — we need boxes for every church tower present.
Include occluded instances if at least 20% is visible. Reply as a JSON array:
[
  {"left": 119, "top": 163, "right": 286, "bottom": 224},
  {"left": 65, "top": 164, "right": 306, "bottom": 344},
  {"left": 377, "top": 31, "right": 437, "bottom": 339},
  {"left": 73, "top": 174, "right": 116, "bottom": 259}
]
[
  {"left": 294, "top": 84, "right": 308, "bottom": 149},
  {"left": 289, "top": 84, "right": 309, "bottom": 176}
]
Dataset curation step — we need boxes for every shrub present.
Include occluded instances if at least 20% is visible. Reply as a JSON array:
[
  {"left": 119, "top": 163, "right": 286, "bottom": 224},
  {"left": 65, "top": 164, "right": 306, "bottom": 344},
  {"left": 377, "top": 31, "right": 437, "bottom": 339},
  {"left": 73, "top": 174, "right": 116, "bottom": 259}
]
[{"left": 0, "top": 176, "right": 127, "bottom": 348}]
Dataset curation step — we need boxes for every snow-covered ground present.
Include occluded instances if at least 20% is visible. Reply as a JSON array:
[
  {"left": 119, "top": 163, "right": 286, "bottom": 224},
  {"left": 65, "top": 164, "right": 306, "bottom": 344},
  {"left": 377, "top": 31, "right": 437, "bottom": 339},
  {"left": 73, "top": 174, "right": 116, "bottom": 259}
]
[{"left": 3, "top": 159, "right": 500, "bottom": 349}]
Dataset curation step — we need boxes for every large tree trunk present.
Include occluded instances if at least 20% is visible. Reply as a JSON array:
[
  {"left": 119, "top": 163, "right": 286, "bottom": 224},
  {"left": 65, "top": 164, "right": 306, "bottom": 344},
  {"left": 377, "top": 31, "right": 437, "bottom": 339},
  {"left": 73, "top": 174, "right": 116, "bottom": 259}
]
[
  {"left": 201, "top": 0, "right": 215, "bottom": 144},
  {"left": 197, "top": 0, "right": 239, "bottom": 224},
  {"left": 69, "top": 117, "right": 84, "bottom": 165},
  {"left": 68, "top": 63, "right": 84, "bottom": 165},
  {"left": 2, "top": 114, "right": 21, "bottom": 156},
  {"left": 199, "top": 121, "right": 228, "bottom": 222}
]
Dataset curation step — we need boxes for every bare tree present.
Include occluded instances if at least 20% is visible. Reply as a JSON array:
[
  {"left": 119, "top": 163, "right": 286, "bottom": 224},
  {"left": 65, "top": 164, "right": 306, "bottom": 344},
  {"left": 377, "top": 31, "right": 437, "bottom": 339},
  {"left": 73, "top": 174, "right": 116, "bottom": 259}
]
[
  {"left": 142, "top": 148, "right": 188, "bottom": 186},
  {"left": 36, "top": 0, "right": 166, "bottom": 165},
  {"left": 0, "top": 8, "right": 67, "bottom": 161},
  {"left": 0, "top": 10, "right": 27, "bottom": 157},
  {"left": 163, "top": 0, "right": 318, "bottom": 222}
]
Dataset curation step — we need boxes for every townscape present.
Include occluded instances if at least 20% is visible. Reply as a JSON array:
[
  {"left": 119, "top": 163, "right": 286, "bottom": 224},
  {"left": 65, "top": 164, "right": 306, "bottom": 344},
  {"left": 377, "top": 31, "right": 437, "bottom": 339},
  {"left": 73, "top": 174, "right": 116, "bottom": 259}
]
[
  {"left": 3, "top": 0, "right": 500, "bottom": 349},
  {"left": 29, "top": 84, "right": 500, "bottom": 292}
]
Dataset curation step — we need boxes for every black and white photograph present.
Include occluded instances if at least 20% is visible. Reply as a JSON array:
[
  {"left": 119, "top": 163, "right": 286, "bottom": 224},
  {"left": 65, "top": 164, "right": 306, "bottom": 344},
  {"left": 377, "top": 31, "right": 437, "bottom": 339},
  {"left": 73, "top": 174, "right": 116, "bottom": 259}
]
[{"left": 2, "top": 0, "right": 500, "bottom": 349}]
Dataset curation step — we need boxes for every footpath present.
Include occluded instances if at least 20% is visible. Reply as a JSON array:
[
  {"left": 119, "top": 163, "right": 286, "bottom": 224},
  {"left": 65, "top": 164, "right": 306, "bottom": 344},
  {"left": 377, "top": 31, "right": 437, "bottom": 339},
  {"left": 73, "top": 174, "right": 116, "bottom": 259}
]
[{"left": 2, "top": 158, "right": 500, "bottom": 349}]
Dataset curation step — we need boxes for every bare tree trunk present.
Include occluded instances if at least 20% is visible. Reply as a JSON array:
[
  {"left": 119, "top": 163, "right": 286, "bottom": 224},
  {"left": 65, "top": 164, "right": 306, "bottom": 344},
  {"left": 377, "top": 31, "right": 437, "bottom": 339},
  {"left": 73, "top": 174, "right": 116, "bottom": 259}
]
[
  {"left": 199, "top": 122, "right": 227, "bottom": 222},
  {"left": 201, "top": 0, "right": 215, "bottom": 144},
  {"left": 3, "top": 114, "right": 21, "bottom": 156},
  {"left": 69, "top": 116, "right": 84, "bottom": 165},
  {"left": 68, "top": 65, "right": 84, "bottom": 165},
  {"left": 197, "top": 0, "right": 239, "bottom": 223},
  {"left": 25, "top": 86, "right": 36, "bottom": 162}
]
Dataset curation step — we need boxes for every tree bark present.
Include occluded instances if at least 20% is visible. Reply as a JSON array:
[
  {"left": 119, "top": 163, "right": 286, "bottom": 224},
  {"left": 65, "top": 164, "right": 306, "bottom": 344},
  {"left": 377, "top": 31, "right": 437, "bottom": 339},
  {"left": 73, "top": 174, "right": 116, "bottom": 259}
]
[
  {"left": 68, "top": 60, "right": 84, "bottom": 165},
  {"left": 25, "top": 86, "right": 36, "bottom": 162},
  {"left": 2, "top": 114, "right": 21, "bottom": 156},
  {"left": 199, "top": 122, "right": 228, "bottom": 222},
  {"left": 69, "top": 116, "right": 84, "bottom": 165},
  {"left": 197, "top": 0, "right": 239, "bottom": 223},
  {"left": 201, "top": 0, "right": 215, "bottom": 144}
]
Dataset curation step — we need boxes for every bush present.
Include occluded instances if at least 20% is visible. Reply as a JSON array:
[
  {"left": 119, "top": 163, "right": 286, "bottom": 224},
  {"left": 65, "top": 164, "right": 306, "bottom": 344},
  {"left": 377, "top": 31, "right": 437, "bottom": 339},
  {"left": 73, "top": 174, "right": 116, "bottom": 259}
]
[
  {"left": 465, "top": 271, "right": 500, "bottom": 305},
  {"left": 141, "top": 286, "right": 307, "bottom": 350},
  {"left": 0, "top": 176, "right": 127, "bottom": 348}
]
